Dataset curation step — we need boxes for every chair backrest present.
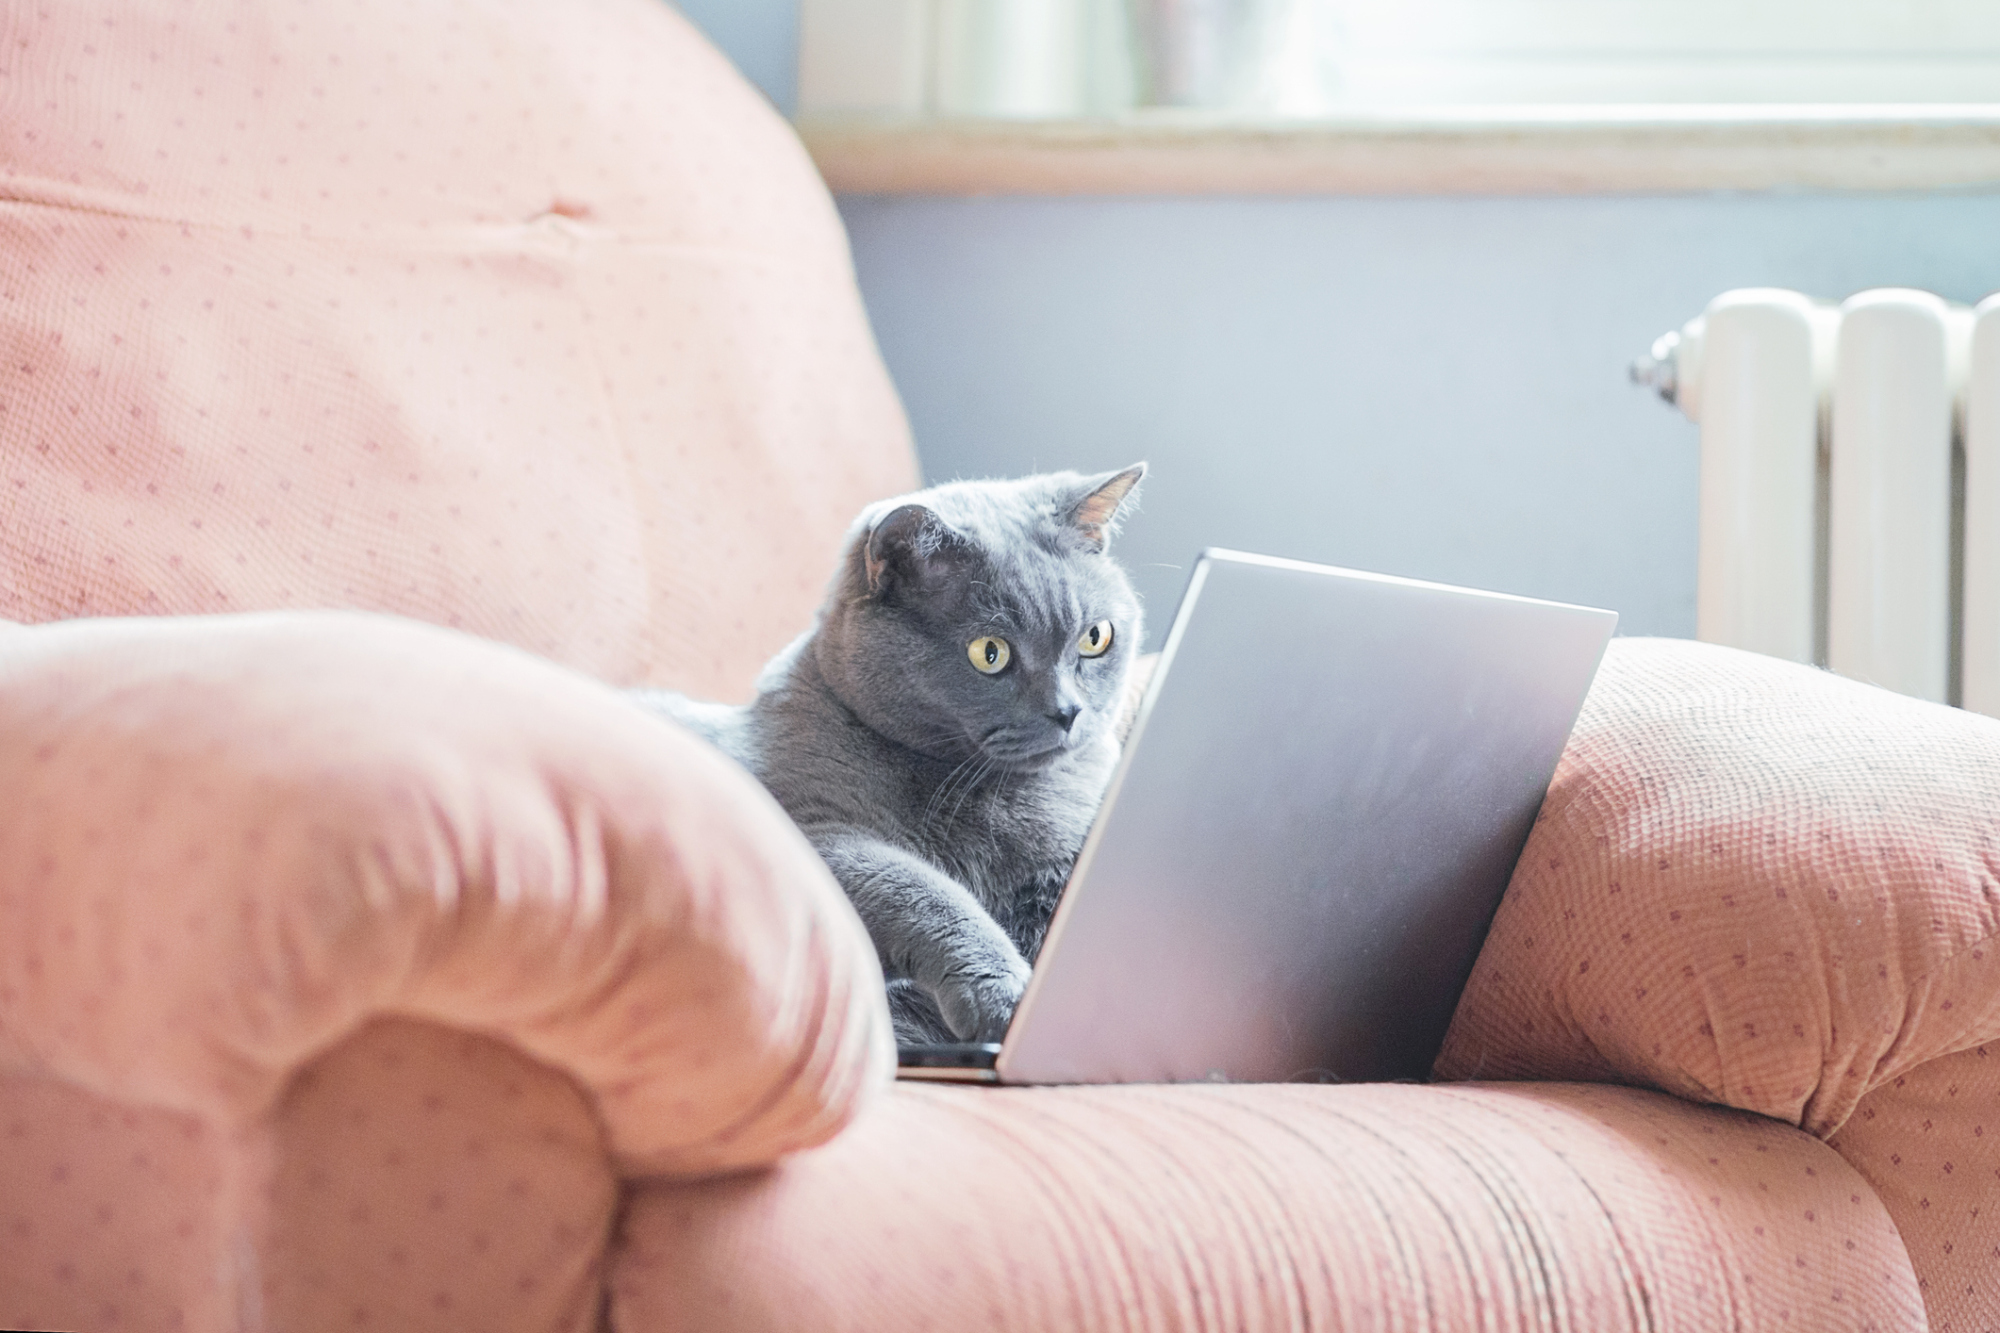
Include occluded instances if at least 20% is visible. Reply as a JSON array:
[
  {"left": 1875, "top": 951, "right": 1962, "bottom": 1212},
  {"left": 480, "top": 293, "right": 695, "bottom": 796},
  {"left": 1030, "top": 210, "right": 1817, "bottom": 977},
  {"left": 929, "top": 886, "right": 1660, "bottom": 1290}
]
[{"left": 0, "top": 0, "right": 918, "bottom": 700}]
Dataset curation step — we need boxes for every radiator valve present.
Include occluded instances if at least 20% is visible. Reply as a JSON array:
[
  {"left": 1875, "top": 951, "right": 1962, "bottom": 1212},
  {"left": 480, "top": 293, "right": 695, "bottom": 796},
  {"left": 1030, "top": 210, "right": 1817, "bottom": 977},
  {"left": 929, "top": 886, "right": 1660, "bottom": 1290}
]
[{"left": 1630, "top": 327, "right": 1689, "bottom": 407}]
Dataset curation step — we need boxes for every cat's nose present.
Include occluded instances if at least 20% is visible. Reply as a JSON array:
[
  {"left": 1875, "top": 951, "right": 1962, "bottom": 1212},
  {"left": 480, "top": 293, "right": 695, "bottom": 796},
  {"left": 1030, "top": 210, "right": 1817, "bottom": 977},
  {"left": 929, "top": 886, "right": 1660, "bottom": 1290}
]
[{"left": 1049, "top": 703, "right": 1081, "bottom": 733}]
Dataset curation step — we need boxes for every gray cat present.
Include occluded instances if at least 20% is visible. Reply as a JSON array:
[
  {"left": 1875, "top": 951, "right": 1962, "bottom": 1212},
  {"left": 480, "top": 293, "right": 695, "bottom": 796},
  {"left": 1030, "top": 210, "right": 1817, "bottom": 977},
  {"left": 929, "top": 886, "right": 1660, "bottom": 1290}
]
[{"left": 633, "top": 465, "right": 1146, "bottom": 1044}]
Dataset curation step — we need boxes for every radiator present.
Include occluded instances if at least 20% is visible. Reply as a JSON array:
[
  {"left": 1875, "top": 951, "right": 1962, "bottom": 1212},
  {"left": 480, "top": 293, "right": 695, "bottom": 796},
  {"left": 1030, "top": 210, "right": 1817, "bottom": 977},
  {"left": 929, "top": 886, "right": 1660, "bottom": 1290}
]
[{"left": 1635, "top": 288, "right": 2000, "bottom": 714}]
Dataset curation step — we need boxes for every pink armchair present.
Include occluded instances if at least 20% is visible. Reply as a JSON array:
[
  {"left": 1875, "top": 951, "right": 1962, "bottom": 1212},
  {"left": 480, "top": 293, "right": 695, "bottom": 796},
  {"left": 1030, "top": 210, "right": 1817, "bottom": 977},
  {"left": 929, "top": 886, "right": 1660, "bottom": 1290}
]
[{"left": 0, "top": 2, "right": 1990, "bottom": 1329}]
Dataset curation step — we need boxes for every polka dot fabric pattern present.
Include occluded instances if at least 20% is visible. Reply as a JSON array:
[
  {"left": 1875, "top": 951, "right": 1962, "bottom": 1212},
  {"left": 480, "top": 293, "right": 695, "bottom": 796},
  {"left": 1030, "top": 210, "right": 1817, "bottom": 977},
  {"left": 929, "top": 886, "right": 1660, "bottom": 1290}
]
[
  {"left": 614, "top": 1080, "right": 1923, "bottom": 1333},
  {"left": 0, "top": 611, "right": 892, "bottom": 1329},
  {"left": 1827, "top": 1050, "right": 2000, "bottom": 1330},
  {"left": 1436, "top": 637, "right": 2000, "bottom": 1328},
  {"left": 0, "top": 0, "right": 917, "bottom": 700},
  {"left": 0, "top": 1076, "right": 229, "bottom": 1332},
  {"left": 264, "top": 1019, "right": 616, "bottom": 1333}
]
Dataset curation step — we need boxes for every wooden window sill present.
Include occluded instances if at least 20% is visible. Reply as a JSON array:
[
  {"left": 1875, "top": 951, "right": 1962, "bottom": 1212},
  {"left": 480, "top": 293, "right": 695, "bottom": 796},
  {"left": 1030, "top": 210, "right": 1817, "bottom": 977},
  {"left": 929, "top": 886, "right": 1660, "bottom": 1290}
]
[{"left": 799, "top": 105, "right": 2000, "bottom": 196}]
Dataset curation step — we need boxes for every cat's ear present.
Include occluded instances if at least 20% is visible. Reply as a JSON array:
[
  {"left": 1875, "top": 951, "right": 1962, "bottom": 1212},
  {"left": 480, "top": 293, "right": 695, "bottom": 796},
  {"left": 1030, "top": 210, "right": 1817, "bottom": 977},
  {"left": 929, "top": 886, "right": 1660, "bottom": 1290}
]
[
  {"left": 864, "top": 503, "right": 974, "bottom": 595},
  {"left": 1064, "top": 463, "right": 1146, "bottom": 553}
]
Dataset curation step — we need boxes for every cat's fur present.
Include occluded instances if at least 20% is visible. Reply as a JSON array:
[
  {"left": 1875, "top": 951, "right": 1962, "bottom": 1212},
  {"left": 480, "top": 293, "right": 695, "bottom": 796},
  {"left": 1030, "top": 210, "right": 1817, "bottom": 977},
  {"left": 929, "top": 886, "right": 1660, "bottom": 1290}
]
[{"left": 633, "top": 466, "right": 1146, "bottom": 1043}]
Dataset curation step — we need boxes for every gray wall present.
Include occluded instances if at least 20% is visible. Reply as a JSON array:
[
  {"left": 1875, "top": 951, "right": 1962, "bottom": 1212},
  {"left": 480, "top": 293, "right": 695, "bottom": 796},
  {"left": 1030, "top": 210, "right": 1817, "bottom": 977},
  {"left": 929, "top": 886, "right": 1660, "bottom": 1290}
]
[
  {"left": 841, "top": 193, "right": 2000, "bottom": 644},
  {"left": 671, "top": 2, "right": 2000, "bottom": 645},
  {"left": 673, "top": 0, "right": 799, "bottom": 113}
]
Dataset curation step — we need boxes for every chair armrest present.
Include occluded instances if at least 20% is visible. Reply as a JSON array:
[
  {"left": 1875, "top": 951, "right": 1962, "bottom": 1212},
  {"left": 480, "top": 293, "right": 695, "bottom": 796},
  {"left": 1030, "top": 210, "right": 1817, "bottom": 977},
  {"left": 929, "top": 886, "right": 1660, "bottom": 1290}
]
[
  {"left": 1437, "top": 636, "right": 2000, "bottom": 1139},
  {"left": 0, "top": 611, "right": 890, "bottom": 1177}
]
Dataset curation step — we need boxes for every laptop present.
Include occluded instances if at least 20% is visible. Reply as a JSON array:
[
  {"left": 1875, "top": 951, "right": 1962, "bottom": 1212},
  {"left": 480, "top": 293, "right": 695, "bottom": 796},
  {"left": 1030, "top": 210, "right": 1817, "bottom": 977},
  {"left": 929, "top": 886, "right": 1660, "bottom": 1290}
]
[{"left": 897, "top": 548, "right": 1617, "bottom": 1086}]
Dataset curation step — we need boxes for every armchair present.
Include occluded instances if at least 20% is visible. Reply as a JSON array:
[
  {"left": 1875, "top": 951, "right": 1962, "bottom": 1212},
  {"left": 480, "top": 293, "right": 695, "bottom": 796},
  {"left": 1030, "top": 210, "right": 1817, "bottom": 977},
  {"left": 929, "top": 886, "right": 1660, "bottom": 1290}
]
[{"left": 1, "top": 2, "right": 1990, "bottom": 1329}]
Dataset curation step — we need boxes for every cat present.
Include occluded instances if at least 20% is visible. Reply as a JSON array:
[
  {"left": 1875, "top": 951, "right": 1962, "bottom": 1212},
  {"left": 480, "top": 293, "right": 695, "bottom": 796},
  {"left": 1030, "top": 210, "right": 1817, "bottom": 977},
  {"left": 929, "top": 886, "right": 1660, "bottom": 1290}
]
[{"left": 632, "top": 465, "right": 1146, "bottom": 1044}]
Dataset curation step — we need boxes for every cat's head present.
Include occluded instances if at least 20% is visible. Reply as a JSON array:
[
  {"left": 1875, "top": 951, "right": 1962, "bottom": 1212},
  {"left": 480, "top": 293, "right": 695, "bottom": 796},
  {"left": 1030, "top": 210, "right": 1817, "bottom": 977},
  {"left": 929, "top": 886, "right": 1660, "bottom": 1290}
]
[{"left": 816, "top": 465, "right": 1147, "bottom": 772}]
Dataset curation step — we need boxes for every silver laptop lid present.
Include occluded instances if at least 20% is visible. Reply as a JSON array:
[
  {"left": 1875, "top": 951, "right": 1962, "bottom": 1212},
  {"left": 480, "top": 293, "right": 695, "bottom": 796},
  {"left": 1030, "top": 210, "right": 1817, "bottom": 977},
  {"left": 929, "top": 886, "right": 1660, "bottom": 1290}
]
[{"left": 996, "top": 550, "right": 1616, "bottom": 1085}]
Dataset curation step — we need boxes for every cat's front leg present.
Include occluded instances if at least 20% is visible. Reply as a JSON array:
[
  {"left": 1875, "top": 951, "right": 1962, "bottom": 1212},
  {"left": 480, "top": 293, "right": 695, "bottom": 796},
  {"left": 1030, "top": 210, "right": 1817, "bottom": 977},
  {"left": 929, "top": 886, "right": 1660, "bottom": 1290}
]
[
  {"left": 884, "top": 979, "right": 953, "bottom": 1045},
  {"left": 998, "top": 864, "right": 1070, "bottom": 964},
  {"left": 809, "top": 826, "right": 1030, "bottom": 1043}
]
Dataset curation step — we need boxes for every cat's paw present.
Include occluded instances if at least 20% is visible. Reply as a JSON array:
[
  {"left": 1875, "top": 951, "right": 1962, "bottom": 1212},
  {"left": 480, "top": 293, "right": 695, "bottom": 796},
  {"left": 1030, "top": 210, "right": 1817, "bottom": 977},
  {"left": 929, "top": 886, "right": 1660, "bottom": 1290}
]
[
  {"left": 936, "top": 959, "right": 1031, "bottom": 1043},
  {"left": 887, "top": 978, "right": 954, "bottom": 1045}
]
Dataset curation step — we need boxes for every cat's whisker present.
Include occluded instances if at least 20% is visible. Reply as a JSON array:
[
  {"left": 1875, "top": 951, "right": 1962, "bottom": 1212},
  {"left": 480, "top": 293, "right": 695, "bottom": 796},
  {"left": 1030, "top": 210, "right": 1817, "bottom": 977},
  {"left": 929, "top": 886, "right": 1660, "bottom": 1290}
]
[
  {"left": 945, "top": 754, "right": 997, "bottom": 829},
  {"left": 931, "top": 754, "right": 982, "bottom": 829},
  {"left": 922, "top": 751, "right": 985, "bottom": 831},
  {"left": 919, "top": 765, "right": 961, "bottom": 830},
  {"left": 920, "top": 777, "right": 961, "bottom": 832}
]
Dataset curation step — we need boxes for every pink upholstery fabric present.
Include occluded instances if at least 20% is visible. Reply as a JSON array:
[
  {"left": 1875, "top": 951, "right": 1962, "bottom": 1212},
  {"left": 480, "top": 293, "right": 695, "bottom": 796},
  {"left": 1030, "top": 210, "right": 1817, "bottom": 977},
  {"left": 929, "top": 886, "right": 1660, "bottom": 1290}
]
[
  {"left": 1438, "top": 637, "right": 2000, "bottom": 1328},
  {"left": 0, "top": 611, "right": 891, "bottom": 1329},
  {"left": 1, "top": 1077, "right": 231, "bottom": 1332},
  {"left": 0, "top": 0, "right": 917, "bottom": 701},
  {"left": 4, "top": 1021, "right": 617, "bottom": 1333},
  {"left": 0, "top": 1, "right": 1971, "bottom": 1328},
  {"left": 616, "top": 1080, "right": 1922, "bottom": 1332}
]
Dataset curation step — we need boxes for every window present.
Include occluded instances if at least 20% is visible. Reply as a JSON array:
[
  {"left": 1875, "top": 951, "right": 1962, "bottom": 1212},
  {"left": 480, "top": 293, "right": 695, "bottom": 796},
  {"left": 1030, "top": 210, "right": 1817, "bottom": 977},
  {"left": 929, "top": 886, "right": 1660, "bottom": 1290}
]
[
  {"left": 1335, "top": 0, "right": 2000, "bottom": 104},
  {"left": 799, "top": 0, "right": 2000, "bottom": 118}
]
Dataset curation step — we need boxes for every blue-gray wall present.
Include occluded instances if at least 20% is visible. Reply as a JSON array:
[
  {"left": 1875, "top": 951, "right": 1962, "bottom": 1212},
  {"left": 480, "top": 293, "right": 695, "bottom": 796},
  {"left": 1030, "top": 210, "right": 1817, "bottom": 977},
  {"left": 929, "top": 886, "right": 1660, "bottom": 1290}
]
[
  {"left": 841, "top": 193, "right": 2000, "bottom": 644},
  {"left": 673, "top": 0, "right": 799, "bottom": 114},
  {"left": 675, "top": 2, "right": 2000, "bottom": 645}
]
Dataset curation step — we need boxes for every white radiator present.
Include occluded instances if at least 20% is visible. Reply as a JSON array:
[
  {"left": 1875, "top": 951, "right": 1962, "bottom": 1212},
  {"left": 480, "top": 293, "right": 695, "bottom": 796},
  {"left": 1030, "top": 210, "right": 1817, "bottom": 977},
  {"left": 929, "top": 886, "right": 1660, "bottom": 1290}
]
[{"left": 1636, "top": 288, "right": 2000, "bottom": 713}]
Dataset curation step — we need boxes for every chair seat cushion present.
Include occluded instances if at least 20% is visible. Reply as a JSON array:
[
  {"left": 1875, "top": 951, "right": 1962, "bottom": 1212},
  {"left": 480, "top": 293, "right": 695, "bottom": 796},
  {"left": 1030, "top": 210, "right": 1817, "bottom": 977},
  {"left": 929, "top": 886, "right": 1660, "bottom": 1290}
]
[{"left": 614, "top": 1079, "right": 1922, "bottom": 1332}]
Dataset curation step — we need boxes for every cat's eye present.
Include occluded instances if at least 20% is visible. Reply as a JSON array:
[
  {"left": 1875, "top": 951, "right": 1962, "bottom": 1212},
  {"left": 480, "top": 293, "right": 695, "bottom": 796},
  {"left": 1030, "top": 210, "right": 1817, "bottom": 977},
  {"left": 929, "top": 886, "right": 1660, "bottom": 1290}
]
[
  {"left": 1078, "top": 620, "right": 1114, "bottom": 658},
  {"left": 968, "top": 636, "right": 1011, "bottom": 674}
]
